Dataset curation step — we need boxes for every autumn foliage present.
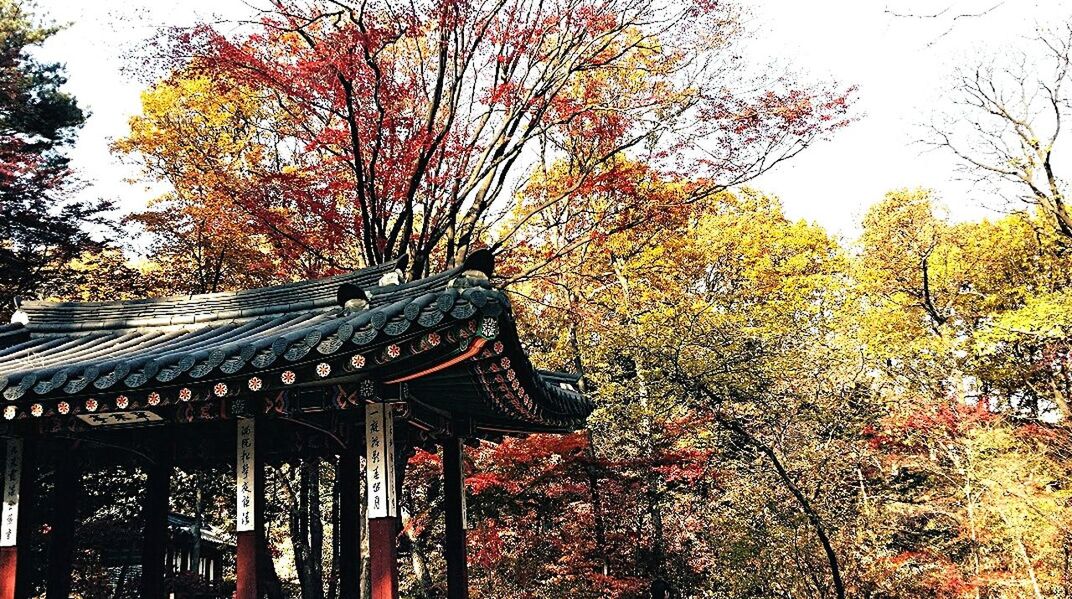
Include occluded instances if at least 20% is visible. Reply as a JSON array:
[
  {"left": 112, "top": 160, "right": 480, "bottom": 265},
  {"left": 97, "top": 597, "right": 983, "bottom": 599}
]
[
  {"left": 9, "top": 0, "right": 1072, "bottom": 598},
  {"left": 118, "top": 0, "right": 852, "bottom": 282}
]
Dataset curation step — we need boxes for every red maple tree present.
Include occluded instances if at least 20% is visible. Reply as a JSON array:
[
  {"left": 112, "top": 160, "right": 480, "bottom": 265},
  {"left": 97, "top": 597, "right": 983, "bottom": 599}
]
[{"left": 146, "top": 0, "right": 853, "bottom": 278}]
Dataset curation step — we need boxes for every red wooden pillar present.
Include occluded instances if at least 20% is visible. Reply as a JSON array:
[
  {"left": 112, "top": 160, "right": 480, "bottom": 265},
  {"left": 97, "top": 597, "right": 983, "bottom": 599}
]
[
  {"left": 0, "top": 439, "right": 25, "bottom": 599},
  {"left": 0, "top": 549, "right": 13, "bottom": 599},
  {"left": 339, "top": 444, "right": 360, "bottom": 599},
  {"left": 365, "top": 404, "right": 398, "bottom": 599},
  {"left": 0, "top": 548, "right": 13, "bottom": 599},
  {"left": 443, "top": 437, "right": 469, "bottom": 599},
  {"left": 368, "top": 518, "right": 398, "bottom": 599},
  {"left": 235, "top": 418, "right": 257, "bottom": 599}
]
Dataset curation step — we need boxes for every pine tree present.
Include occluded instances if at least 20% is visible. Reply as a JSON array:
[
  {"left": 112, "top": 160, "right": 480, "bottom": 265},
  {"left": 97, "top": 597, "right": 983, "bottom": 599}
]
[{"left": 0, "top": 0, "right": 106, "bottom": 317}]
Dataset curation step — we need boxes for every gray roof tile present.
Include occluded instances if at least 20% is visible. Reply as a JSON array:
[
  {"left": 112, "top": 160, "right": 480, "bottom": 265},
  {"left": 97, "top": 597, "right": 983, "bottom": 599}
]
[{"left": 0, "top": 256, "right": 591, "bottom": 430}]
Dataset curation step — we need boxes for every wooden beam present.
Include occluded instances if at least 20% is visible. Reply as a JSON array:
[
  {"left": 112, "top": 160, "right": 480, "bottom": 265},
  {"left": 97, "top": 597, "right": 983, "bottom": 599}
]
[
  {"left": 443, "top": 437, "right": 469, "bottom": 599},
  {"left": 366, "top": 404, "right": 398, "bottom": 599},
  {"left": 339, "top": 444, "right": 360, "bottom": 599},
  {"left": 141, "top": 444, "right": 172, "bottom": 599},
  {"left": 236, "top": 418, "right": 257, "bottom": 599},
  {"left": 45, "top": 444, "right": 80, "bottom": 599}
]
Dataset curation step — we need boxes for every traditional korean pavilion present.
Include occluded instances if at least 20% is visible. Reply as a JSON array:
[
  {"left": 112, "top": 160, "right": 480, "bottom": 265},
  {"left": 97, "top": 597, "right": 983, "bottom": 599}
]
[
  {"left": 98, "top": 512, "right": 232, "bottom": 597},
  {"left": 0, "top": 250, "right": 591, "bottom": 599}
]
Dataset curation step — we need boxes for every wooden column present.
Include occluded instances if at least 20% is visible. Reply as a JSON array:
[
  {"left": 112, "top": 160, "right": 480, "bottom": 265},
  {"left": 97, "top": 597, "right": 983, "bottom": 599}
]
[
  {"left": 235, "top": 418, "right": 257, "bottom": 599},
  {"left": 255, "top": 442, "right": 275, "bottom": 595},
  {"left": 45, "top": 445, "right": 79, "bottom": 599},
  {"left": 0, "top": 440, "right": 24, "bottom": 599},
  {"left": 443, "top": 437, "right": 469, "bottom": 599},
  {"left": 141, "top": 446, "right": 172, "bottom": 599},
  {"left": 339, "top": 444, "right": 360, "bottom": 599},
  {"left": 10, "top": 441, "right": 32, "bottom": 599},
  {"left": 365, "top": 403, "right": 398, "bottom": 599}
]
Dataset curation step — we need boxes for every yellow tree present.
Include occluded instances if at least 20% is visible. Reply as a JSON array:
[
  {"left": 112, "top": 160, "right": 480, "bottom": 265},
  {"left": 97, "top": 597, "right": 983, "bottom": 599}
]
[
  {"left": 855, "top": 188, "right": 971, "bottom": 389},
  {"left": 114, "top": 71, "right": 313, "bottom": 293},
  {"left": 963, "top": 217, "right": 1072, "bottom": 418},
  {"left": 857, "top": 188, "right": 1072, "bottom": 419},
  {"left": 502, "top": 175, "right": 867, "bottom": 597},
  {"left": 854, "top": 188, "right": 1072, "bottom": 596}
]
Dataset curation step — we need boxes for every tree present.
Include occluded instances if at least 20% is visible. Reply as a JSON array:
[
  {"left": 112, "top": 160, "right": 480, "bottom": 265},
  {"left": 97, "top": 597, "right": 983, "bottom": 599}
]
[
  {"left": 851, "top": 187, "right": 1072, "bottom": 597},
  {"left": 932, "top": 22, "right": 1072, "bottom": 241},
  {"left": 864, "top": 394, "right": 1072, "bottom": 597},
  {"left": 854, "top": 189, "right": 966, "bottom": 389},
  {"left": 0, "top": 0, "right": 108, "bottom": 316},
  {"left": 883, "top": 1, "right": 1008, "bottom": 47},
  {"left": 114, "top": 73, "right": 291, "bottom": 292},
  {"left": 856, "top": 188, "right": 1072, "bottom": 420},
  {"left": 112, "top": 4, "right": 854, "bottom": 594},
  {"left": 498, "top": 184, "right": 865, "bottom": 597},
  {"left": 119, "top": 0, "right": 853, "bottom": 284}
]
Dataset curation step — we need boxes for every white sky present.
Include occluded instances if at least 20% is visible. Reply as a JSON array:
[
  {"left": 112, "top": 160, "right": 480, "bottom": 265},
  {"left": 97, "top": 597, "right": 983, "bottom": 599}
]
[{"left": 32, "top": 0, "right": 1072, "bottom": 240}]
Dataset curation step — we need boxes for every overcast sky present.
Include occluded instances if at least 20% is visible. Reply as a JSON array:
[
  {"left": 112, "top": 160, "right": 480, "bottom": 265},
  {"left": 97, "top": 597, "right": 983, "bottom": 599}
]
[{"left": 33, "top": 0, "right": 1072, "bottom": 240}]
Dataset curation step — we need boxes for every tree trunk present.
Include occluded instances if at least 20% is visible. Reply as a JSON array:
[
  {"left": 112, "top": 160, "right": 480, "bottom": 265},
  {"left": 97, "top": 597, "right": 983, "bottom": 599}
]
[
  {"left": 110, "top": 563, "right": 128, "bottom": 599},
  {"left": 291, "top": 459, "right": 325, "bottom": 599},
  {"left": 191, "top": 484, "right": 203, "bottom": 584},
  {"left": 403, "top": 519, "right": 433, "bottom": 599},
  {"left": 710, "top": 409, "right": 846, "bottom": 599},
  {"left": 290, "top": 462, "right": 308, "bottom": 597},
  {"left": 328, "top": 456, "right": 341, "bottom": 599},
  {"left": 584, "top": 450, "right": 609, "bottom": 577},
  {"left": 309, "top": 459, "right": 325, "bottom": 599},
  {"left": 260, "top": 465, "right": 286, "bottom": 599},
  {"left": 258, "top": 530, "right": 286, "bottom": 599},
  {"left": 339, "top": 448, "right": 361, "bottom": 599},
  {"left": 360, "top": 464, "right": 371, "bottom": 599},
  {"left": 1017, "top": 536, "right": 1045, "bottom": 599}
]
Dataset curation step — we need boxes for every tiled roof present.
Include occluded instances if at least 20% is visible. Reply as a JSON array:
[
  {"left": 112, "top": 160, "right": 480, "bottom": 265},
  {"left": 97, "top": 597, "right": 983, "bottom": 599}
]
[
  {"left": 15, "top": 258, "right": 401, "bottom": 333},
  {"left": 0, "top": 253, "right": 592, "bottom": 434}
]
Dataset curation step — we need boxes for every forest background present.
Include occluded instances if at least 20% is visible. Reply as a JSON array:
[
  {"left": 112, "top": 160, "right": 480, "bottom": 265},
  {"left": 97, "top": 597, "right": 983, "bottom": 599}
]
[{"left": 3, "top": 0, "right": 1072, "bottom": 597}]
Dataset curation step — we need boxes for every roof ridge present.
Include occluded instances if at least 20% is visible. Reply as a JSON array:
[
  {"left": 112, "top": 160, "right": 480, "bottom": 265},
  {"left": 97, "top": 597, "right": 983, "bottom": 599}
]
[
  {"left": 19, "top": 258, "right": 400, "bottom": 310},
  {"left": 16, "top": 259, "right": 402, "bottom": 333}
]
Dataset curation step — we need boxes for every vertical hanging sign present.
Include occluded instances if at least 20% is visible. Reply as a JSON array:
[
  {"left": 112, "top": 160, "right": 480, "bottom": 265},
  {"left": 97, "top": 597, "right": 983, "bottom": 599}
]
[
  {"left": 236, "top": 418, "right": 255, "bottom": 532},
  {"left": 365, "top": 403, "right": 396, "bottom": 518},
  {"left": 1, "top": 440, "right": 22, "bottom": 547},
  {"left": 461, "top": 473, "right": 469, "bottom": 531}
]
